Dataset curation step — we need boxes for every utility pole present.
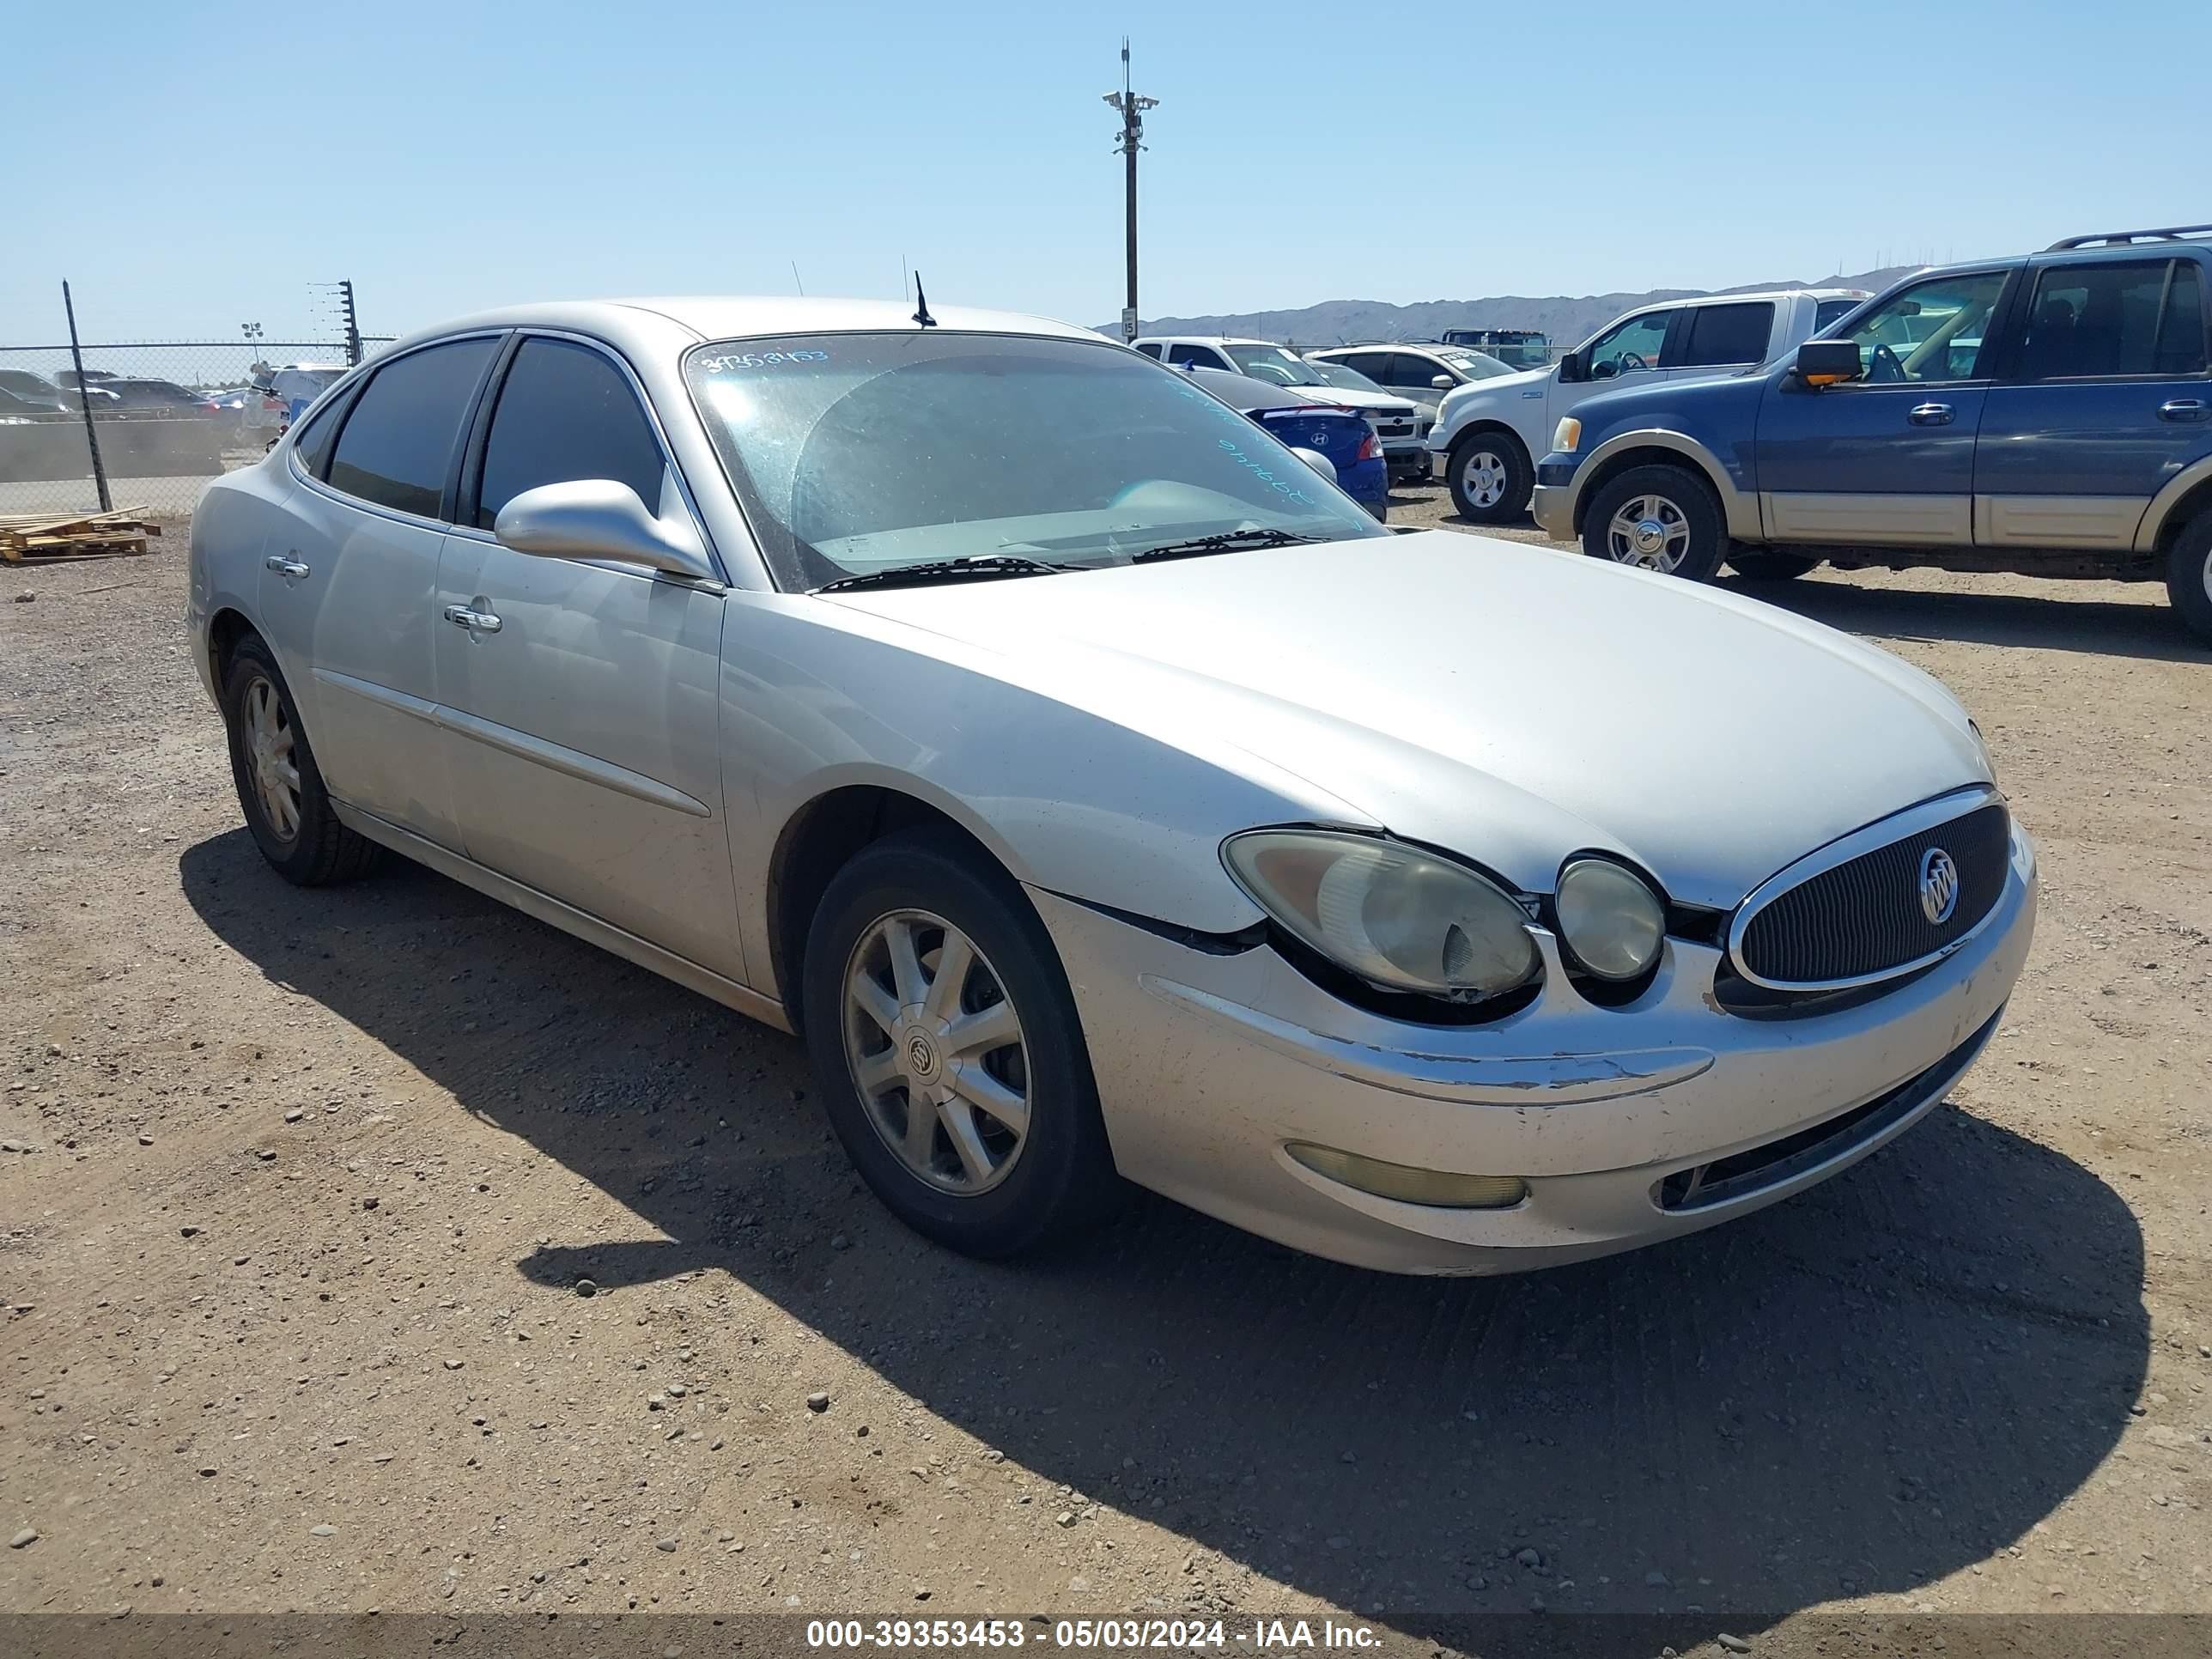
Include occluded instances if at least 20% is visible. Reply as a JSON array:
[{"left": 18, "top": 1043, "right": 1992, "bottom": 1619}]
[
  {"left": 1103, "top": 40, "right": 1157, "bottom": 343},
  {"left": 337, "top": 280, "right": 362, "bottom": 367}
]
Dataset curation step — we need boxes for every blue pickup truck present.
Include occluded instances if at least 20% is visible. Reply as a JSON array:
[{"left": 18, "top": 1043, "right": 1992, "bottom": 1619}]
[{"left": 1530, "top": 224, "right": 2212, "bottom": 642}]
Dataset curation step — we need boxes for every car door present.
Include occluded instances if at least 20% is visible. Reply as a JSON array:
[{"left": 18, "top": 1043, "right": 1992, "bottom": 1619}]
[
  {"left": 1753, "top": 267, "right": 2015, "bottom": 544},
  {"left": 1973, "top": 256, "right": 2212, "bottom": 550},
  {"left": 431, "top": 331, "right": 744, "bottom": 981},
  {"left": 1379, "top": 351, "right": 1454, "bottom": 412},
  {"left": 259, "top": 333, "right": 501, "bottom": 849}
]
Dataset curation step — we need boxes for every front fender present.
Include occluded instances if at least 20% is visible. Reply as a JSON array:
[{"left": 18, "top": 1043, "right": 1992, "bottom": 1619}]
[{"left": 718, "top": 591, "right": 1373, "bottom": 965}]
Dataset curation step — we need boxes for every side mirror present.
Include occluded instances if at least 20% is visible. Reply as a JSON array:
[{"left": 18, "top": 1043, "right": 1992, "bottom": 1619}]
[
  {"left": 1430, "top": 374, "right": 1455, "bottom": 391},
  {"left": 1793, "top": 339, "right": 1864, "bottom": 389},
  {"left": 1556, "top": 350, "right": 1587, "bottom": 385},
  {"left": 1287, "top": 447, "right": 1337, "bottom": 483},
  {"left": 493, "top": 479, "right": 718, "bottom": 581}
]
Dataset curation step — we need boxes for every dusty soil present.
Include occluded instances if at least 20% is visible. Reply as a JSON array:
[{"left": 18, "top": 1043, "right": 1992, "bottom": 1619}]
[{"left": 2, "top": 492, "right": 2209, "bottom": 1656}]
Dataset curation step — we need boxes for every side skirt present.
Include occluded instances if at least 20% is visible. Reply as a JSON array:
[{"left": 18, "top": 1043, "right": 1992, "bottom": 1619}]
[
  {"left": 331, "top": 801, "right": 793, "bottom": 1036},
  {"left": 1776, "top": 545, "right": 2161, "bottom": 581}
]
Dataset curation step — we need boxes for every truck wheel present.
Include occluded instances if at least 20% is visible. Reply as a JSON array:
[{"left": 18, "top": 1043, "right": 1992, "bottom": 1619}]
[
  {"left": 2165, "top": 512, "right": 2212, "bottom": 645},
  {"left": 1580, "top": 464, "right": 1726, "bottom": 582},
  {"left": 1727, "top": 550, "right": 1820, "bottom": 582},
  {"left": 1447, "top": 431, "right": 1531, "bottom": 524}
]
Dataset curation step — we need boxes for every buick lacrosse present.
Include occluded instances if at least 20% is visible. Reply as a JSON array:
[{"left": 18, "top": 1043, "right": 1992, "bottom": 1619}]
[{"left": 187, "top": 298, "right": 2036, "bottom": 1274}]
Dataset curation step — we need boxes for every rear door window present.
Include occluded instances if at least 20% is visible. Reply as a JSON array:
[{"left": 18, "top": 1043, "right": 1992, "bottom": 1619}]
[
  {"left": 2017, "top": 259, "right": 2209, "bottom": 380},
  {"left": 326, "top": 337, "right": 499, "bottom": 519},
  {"left": 1677, "top": 302, "right": 1775, "bottom": 368},
  {"left": 475, "top": 337, "right": 667, "bottom": 528}
]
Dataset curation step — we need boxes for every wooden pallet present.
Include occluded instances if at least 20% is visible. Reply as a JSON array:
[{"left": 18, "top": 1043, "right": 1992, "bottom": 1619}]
[{"left": 0, "top": 509, "right": 162, "bottom": 563}]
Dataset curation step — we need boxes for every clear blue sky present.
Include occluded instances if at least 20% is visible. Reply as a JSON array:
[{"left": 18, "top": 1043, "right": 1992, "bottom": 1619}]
[{"left": 5, "top": 0, "right": 2204, "bottom": 343}]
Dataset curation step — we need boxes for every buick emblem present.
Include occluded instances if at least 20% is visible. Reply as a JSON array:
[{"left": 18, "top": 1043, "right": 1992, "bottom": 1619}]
[{"left": 1918, "top": 848, "right": 1960, "bottom": 926}]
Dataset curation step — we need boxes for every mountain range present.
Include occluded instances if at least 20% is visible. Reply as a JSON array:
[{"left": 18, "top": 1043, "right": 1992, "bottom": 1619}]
[{"left": 1107, "top": 266, "right": 1918, "bottom": 348}]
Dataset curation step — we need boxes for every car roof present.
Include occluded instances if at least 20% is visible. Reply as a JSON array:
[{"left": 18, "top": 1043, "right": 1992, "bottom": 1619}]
[{"left": 398, "top": 298, "right": 1101, "bottom": 359}]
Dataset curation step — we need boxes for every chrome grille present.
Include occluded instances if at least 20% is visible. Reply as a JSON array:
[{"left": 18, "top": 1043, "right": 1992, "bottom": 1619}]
[{"left": 1735, "top": 800, "right": 2009, "bottom": 988}]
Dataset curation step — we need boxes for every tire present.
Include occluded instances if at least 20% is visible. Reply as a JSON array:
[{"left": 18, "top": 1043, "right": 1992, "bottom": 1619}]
[
  {"left": 221, "top": 633, "right": 382, "bottom": 885},
  {"left": 1579, "top": 463, "right": 1728, "bottom": 581},
  {"left": 1727, "top": 549, "right": 1821, "bottom": 582},
  {"left": 2164, "top": 512, "right": 2212, "bottom": 646},
  {"left": 801, "top": 830, "right": 1121, "bottom": 1258},
  {"left": 1446, "top": 428, "right": 1532, "bottom": 524}
]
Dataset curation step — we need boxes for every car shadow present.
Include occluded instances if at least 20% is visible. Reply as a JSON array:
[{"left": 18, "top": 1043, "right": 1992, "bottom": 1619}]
[
  {"left": 180, "top": 830, "right": 2148, "bottom": 1648},
  {"left": 1714, "top": 574, "right": 2203, "bottom": 663}
]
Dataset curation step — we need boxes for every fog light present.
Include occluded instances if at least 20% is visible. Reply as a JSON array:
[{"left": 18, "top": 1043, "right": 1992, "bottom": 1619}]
[{"left": 1286, "top": 1143, "right": 1527, "bottom": 1209}]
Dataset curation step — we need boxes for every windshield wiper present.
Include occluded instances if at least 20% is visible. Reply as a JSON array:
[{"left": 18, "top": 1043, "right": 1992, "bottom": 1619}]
[
  {"left": 816, "top": 554, "right": 1073, "bottom": 593},
  {"left": 1129, "top": 527, "right": 1322, "bottom": 564}
]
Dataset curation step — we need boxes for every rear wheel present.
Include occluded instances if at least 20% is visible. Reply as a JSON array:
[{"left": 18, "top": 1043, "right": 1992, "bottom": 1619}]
[
  {"left": 1447, "top": 430, "right": 1531, "bottom": 524},
  {"left": 2165, "top": 512, "right": 2212, "bottom": 645},
  {"left": 1580, "top": 464, "right": 1727, "bottom": 582},
  {"left": 1727, "top": 549, "right": 1821, "bottom": 582},
  {"left": 801, "top": 830, "right": 1121, "bottom": 1257},
  {"left": 221, "top": 634, "right": 381, "bottom": 884}
]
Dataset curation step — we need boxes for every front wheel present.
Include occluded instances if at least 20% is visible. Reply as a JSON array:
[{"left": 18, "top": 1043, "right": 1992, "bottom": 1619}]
[
  {"left": 1727, "top": 549, "right": 1821, "bottom": 582},
  {"left": 801, "top": 830, "right": 1121, "bottom": 1257},
  {"left": 1580, "top": 464, "right": 1727, "bottom": 581},
  {"left": 2165, "top": 512, "right": 2212, "bottom": 645},
  {"left": 1447, "top": 431, "right": 1531, "bottom": 524}
]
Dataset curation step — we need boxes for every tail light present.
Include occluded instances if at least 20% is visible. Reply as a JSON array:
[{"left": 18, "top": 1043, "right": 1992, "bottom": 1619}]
[{"left": 1357, "top": 431, "right": 1381, "bottom": 463}]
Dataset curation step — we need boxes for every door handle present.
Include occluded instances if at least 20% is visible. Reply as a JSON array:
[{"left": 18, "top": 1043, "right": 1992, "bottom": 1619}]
[
  {"left": 443, "top": 603, "right": 502, "bottom": 635},
  {"left": 1906, "top": 403, "right": 1954, "bottom": 426},
  {"left": 2159, "top": 398, "right": 2209, "bottom": 422},
  {"left": 264, "top": 554, "right": 311, "bottom": 578}
]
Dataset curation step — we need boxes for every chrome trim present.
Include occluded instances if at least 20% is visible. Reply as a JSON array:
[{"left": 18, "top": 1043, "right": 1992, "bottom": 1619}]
[
  {"left": 1727, "top": 784, "right": 2006, "bottom": 992},
  {"left": 312, "top": 667, "right": 708, "bottom": 817},
  {"left": 312, "top": 666, "right": 440, "bottom": 725},
  {"left": 1141, "top": 975, "right": 1716, "bottom": 1106},
  {"left": 331, "top": 802, "right": 787, "bottom": 1032},
  {"left": 434, "top": 703, "right": 710, "bottom": 818}
]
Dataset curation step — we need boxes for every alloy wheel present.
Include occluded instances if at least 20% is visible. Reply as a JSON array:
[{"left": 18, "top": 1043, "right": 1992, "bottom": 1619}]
[
  {"left": 243, "top": 676, "right": 301, "bottom": 842},
  {"left": 1603, "top": 493, "right": 1692, "bottom": 571},
  {"left": 842, "top": 908, "right": 1030, "bottom": 1194},
  {"left": 1461, "top": 448, "right": 1509, "bottom": 510}
]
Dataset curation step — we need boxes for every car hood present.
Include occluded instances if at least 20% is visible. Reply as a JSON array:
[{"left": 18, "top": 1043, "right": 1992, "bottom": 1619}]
[
  {"left": 1444, "top": 365, "right": 1551, "bottom": 409},
  {"left": 823, "top": 532, "right": 1990, "bottom": 911}
]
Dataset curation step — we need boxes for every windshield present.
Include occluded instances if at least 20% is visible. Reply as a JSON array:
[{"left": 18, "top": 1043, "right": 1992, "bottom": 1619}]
[
  {"left": 1221, "top": 343, "right": 1322, "bottom": 386},
  {"left": 684, "top": 331, "right": 1389, "bottom": 590},
  {"left": 1300, "top": 358, "right": 1387, "bottom": 394},
  {"left": 1434, "top": 347, "right": 1513, "bottom": 380}
]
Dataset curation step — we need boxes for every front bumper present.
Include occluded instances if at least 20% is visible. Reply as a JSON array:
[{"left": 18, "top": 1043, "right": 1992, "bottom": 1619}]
[
  {"left": 1032, "top": 820, "right": 2036, "bottom": 1275},
  {"left": 1530, "top": 454, "right": 1580, "bottom": 538}
]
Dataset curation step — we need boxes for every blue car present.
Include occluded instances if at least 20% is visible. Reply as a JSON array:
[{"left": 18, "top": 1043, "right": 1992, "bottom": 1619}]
[
  {"left": 1187, "top": 367, "right": 1389, "bottom": 520},
  {"left": 1530, "top": 222, "right": 2212, "bottom": 641}
]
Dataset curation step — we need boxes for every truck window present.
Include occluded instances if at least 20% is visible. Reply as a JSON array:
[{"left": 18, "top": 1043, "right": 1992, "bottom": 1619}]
[{"left": 1676, "top": 302, "right": 1774, "bottom": 368}]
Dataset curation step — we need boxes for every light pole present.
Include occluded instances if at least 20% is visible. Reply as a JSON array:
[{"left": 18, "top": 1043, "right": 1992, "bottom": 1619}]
[{"left": 1103, "top": 40, "right": 1158, "bottom": 343}]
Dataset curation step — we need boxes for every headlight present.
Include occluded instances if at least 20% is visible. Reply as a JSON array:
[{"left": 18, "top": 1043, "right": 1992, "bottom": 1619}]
[
  {"left": 1554, "top": 858, "right": 1665, "bottom": 981},
  {"left": 1552, "top": 416, "right": 1582, "bottom": 454},
  {"left": 1224, "top": 830, "right": 1539, "bottom": 1000}
]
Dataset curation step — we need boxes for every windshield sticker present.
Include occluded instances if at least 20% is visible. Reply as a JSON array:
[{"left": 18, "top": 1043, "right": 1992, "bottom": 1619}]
[{"left": 696, "top": 349, "right": 830, "bottom": 372}]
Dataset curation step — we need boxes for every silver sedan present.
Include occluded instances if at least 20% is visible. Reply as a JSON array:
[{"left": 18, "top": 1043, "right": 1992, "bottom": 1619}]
[{"left": 186, "top": 297, "right": 2036, "bottom": 1274}]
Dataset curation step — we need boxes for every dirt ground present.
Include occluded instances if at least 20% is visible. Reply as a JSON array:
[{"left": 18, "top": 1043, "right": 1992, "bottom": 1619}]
[{"left": 2, "top": 483, "right": 2209, "bottom": 1656}]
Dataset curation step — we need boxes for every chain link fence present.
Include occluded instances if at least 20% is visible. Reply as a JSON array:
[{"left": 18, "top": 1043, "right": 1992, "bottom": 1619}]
[{"left": 0, "top": 337, "right": 393, "bottom": 519}]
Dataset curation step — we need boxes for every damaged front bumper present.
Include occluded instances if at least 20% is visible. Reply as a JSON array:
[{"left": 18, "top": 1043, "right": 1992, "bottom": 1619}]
[{"left": 1030, "top": 821, "right": 2036, "bottom": 1274}]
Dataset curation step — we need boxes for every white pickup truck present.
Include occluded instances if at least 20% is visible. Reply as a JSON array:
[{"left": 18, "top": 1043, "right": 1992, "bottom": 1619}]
[{"left": 1428, "top": 288, "right": 1869, "bottom": 523}]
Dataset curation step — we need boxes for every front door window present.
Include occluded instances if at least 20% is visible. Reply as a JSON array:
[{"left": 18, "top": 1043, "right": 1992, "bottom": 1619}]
[
  {"left": 1584, "top": 312, "right": 1669, "bottom": 380},
  {"left": 1842, "top": 271, "right": 2008, "bottom": 384}
]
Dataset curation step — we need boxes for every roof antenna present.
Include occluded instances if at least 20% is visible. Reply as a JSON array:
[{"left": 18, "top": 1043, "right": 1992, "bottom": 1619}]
[{"left": 911, "top": 273, "right": 937, "bottom": 329}]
